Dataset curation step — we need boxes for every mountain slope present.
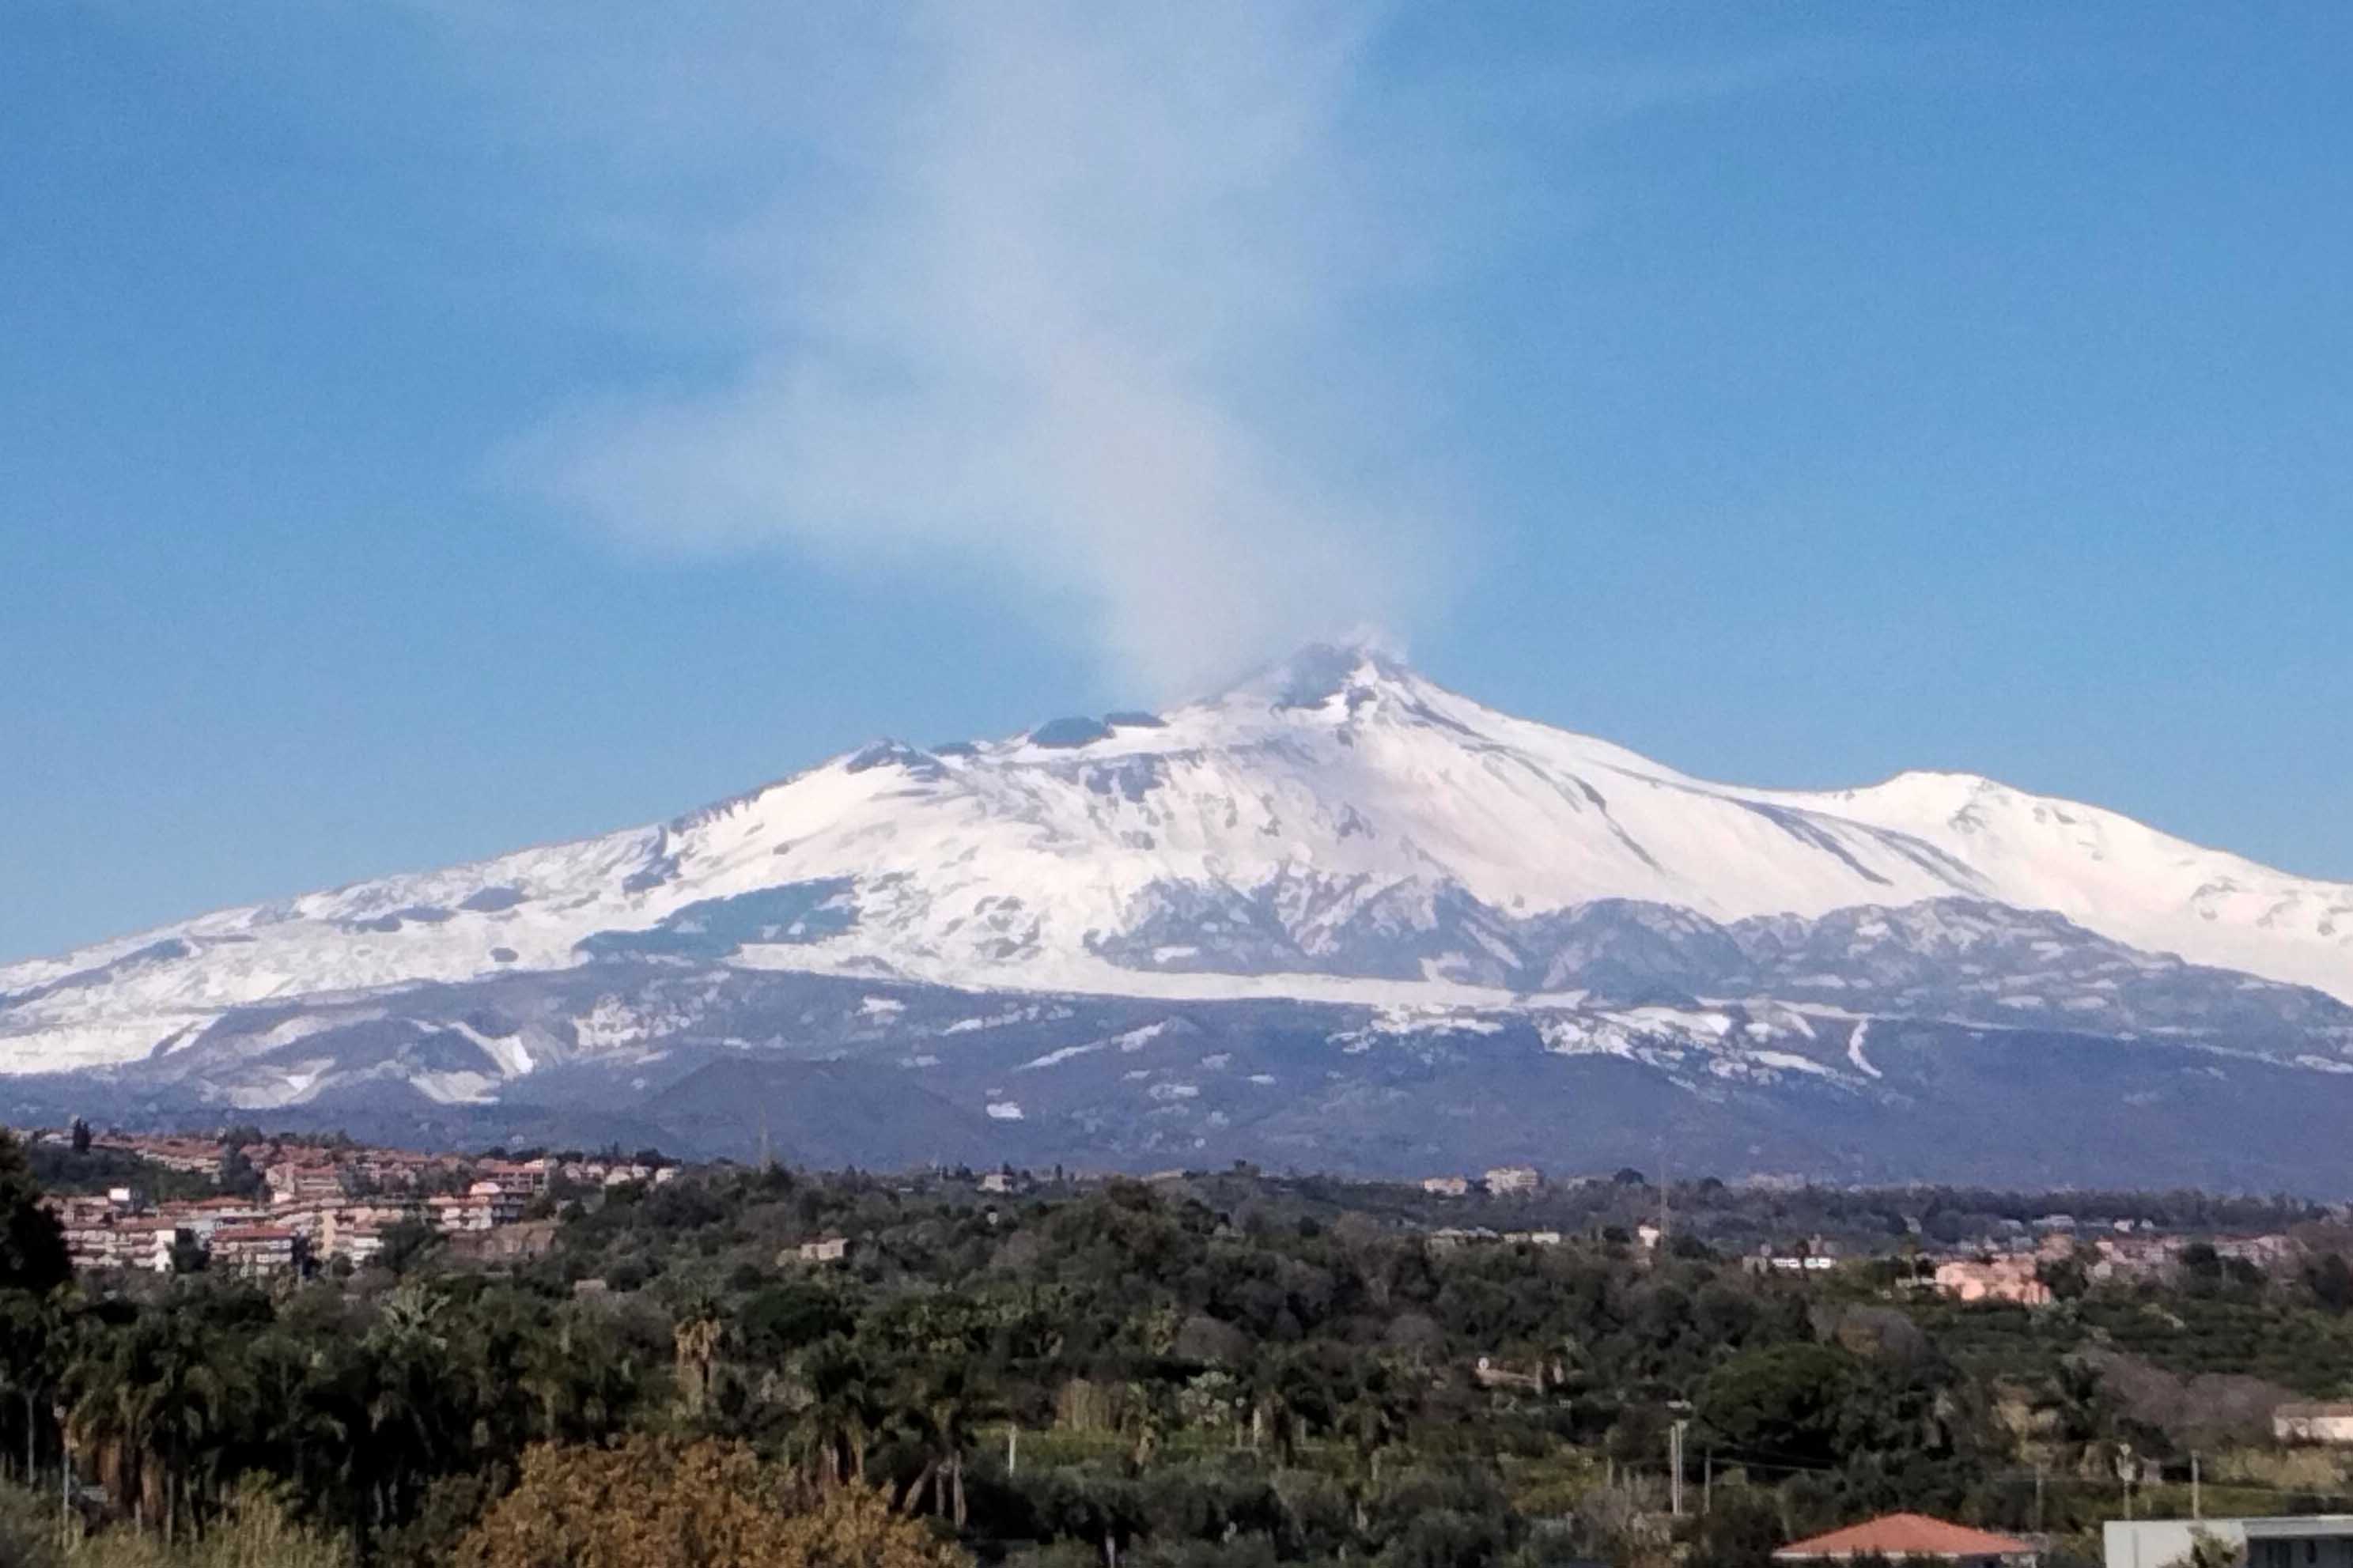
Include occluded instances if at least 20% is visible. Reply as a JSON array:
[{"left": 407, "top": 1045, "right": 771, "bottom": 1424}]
[{"left": 5, "top": 645, "right": 2349, "bottom": 1087}]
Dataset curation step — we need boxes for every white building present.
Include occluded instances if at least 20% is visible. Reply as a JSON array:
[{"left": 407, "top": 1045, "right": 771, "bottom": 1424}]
[
  {"left": 2109, "top": 1518, "right": 2353, "bottom": 1568},
  {"left": 2276, "top": 1404, "right": 2353, "bottom": 1444},
  {"left": 1483, "top": 1165, "right": 1542, "bottom": 1196}
]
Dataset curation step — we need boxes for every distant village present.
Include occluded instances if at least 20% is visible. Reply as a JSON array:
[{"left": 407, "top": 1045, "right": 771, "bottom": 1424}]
[
  {"left": 29, "top": 1126, "right": 675, "bottom": 1279},
  {"left": 1414, "top": 1162, "right": 2307, "bottom": 1310},
  {"left": 28, "top": 1129, "right": 2324, "bottom": 1329}
]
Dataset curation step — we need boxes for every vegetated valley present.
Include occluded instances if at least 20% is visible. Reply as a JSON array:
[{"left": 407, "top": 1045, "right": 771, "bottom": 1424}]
[{"left": 5, "top": 1129, "right": 2353, "bottom": 1566}]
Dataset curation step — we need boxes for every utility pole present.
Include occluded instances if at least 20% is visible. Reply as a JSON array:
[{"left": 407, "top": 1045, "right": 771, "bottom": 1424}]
[
  {"left": 1008, "top": 1424, "right": 1019, "bottom": 1478},
  {"left": 55, "top": 1403, "right": 69, "bottom": 1547},
  {"left": 2192, "top": 1453, "right": 2201, "bottom": 1521},
  {"left": 1670, "top": 1420, "right": 1689, "bottom": 1517},
  {"left": 1704, "top": 1450, "right": 1714, "bottom": 1515},
  {"left": 2033, "top": 1464, "right": 2045, "bottom": 1533}
]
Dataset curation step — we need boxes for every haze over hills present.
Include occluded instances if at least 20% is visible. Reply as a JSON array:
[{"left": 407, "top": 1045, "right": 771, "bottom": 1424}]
[{"left": 6, "top": 644, "right": 2351, "bottom": 1188}]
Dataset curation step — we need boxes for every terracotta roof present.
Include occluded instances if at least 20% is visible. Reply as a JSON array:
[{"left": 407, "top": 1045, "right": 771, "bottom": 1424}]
[{"left": 1776, "top": 1514, "right": 2034, "bottom": 1560}]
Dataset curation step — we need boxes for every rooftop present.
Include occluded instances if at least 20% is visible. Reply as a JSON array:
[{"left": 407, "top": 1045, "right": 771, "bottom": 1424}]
[{"left": 1776, "top": 1513, "right": 2036, "bottom": 1561}]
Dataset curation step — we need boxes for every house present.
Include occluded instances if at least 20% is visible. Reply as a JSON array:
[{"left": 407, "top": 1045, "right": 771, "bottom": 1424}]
[
  {"left": 2215, "top": 1234, "right": 2297, "bottom": 1269},
  {"left": 351, "top": 1150, "right": 448, "bottom": 1191},
  {"left": 1472, "top": 1355, "right": 1544, "bottom": 1392},
  {"left": 266, "top": 1162, "right": 352, "bottom": 1207},
  {"left": 334, "top": 1228, "right": 386, "bottom": 1268},
  {"left": 979, "top": 1171, "right": 1013, "bottom": 1194},
  {"left": 1776, "top": 1513, "right": 2037, "bottom": 1567},
  {"left": 793, "top": 1236, "right": 849, "bottom": 1264},
  {"left": 2089, "top": 1236, "right": 2182, "bottom": 1283},
  {"left": 1933, "top": 1256, "right": 2053, "bottom": 1307},
  {"left": 1743, "top": 1245, "right": 1838, "bottom": 1275},
  {"left": 426, "top": 1193, "right": 495, "bottom": 1233},
  {"left": 211, "top": 1226, "right": 302, "bottom": 1279},
  {"left": 473, "top": 1158, "right": 551, "bottom": 1198},
  {"left": 60, "top": 1220, "right": 119, "bottom": 1272},
  {"left": 468, "top": 1180, "right": 528, "bottom": 1226},
  {"left": 1422, "top": 1175, "right": 1472, "bottom": 1198},
  {"left": 1428, "top": 1226, "right": 1500, "bottom": 1251},
  {"left": 1483, "top": 1165, "right": 1542, "bottom": 1196},
  {"left": 318, "top": 1205, "right": 414, "bottom": 1264},
  {"left": 163, "top": 1196, "right": 273, "bottom": 1241},
  {"left": 2275, "top": 1404, "right": 2353, "bottom": 1444},
  {"left": 109, "top": 1219, "right": 187, "bottom": 1274},
  {"left": 1636, "top": 1223, "right": 1663, "bottom": 1250},
  {"left": 2108, "top": 1518, "right": 2353, "bottom": 1568},
  {"left": 108, "top": 1135, "right": 223, "bottom": 1176},
  {"left": 45, "top": 1195, "right": 115, "bottom": 1231}
]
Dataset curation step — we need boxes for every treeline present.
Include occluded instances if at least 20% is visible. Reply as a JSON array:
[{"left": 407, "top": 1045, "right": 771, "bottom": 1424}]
[
  {"left": 1194, "top": 1169, "right": 2322, "bottom": 1256},
  {"left": 3, "top": 1139, "right": 2352, "bottom": 1566}
]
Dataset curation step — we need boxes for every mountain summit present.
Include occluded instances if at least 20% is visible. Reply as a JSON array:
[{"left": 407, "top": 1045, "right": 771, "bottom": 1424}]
[{"left": 4, "top": 648, "right": 2350, "bottom": 1187}]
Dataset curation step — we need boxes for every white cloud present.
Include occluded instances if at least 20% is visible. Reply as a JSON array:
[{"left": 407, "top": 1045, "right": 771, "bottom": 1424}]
[
  {"left": 437, "top": 6, "right": 1870, "bottom": 697},
  {"left": 471, "top": 4, "right": 1457, "bottom": 697}
]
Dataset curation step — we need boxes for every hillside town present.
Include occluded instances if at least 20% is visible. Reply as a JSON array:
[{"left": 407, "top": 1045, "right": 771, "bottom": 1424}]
[
  {"left": 30, "top": 1126, "right": 675, "bottom": 1279},
  {"left": 2, "top": 1124, "right": 2351, "bottom": 1564}
]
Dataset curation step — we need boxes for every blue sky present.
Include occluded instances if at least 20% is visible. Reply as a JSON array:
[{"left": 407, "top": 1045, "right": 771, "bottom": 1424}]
[{"left": 4, "top": 3, "right": 2347, "bottom": 962}]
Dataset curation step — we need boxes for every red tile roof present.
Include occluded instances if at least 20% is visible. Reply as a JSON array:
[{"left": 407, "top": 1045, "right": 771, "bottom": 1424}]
[{"left": 1776, "top": 1514, "right": 2034, "bottom": 1560}]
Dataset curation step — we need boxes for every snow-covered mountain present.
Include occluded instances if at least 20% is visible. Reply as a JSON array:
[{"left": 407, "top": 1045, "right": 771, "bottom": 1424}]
[{"left": 6, "top": 644, "right": 2351, "bottom": 1186}]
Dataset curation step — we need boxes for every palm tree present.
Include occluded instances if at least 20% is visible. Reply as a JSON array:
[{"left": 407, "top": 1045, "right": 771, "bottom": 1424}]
[
  {"left": 142, "top": 1310, "right": 240, "bottom": 1545},
  {"left": 1337, "top": 1376, "right": 1407, "bottom": 1531},
  {"left": 791, "top": 1337, "right": 879, "bottom": 1489},
  {"left": 893, "top": 1357, "right": 996, "bottom": 1527},
  {"left": 0, "top": 1290, "right": 57, "bottom": 1487},
  {"left": 246, "top": 1328, "right": 354, "bottom": 1518},
  {"left": 361, "top": 1283, "right": 460, "bottom": 1528},
  {"left": 672, "top": 1296, "right": 727, "bottom": 1421},
  {"left": 66, "top": 1317, "right": 157, "bottom": 1533}
]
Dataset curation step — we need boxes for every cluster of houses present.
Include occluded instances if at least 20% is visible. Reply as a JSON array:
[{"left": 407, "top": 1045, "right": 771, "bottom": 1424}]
[
  {"left": 1421, "top": 1164, "right": 1545, "bottom": 1198},
  {"left": 1428, "top": 1226, "right": 1568, "bottom": 1251},
  {"left": 1925, "top": 1222, "right": 2297, "bottom": 1306},
  {"left": 1743, "top": 1237, "right": 1844, "bottom": 1275},
  {"left": 38, "top": 1131, "right": 676, "bottom": 1280}
]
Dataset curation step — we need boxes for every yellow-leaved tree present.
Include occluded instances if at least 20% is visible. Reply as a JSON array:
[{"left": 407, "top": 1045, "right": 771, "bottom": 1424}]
[{"left": 454, "top": 1438, "right": 963, "bottom": 1568}]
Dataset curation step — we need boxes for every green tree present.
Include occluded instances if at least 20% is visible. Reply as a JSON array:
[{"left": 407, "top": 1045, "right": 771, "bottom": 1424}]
[
  {"left": 2309, "top": 1255, "right": 2353, "bottom": 1314},
  {"left": 1698, "top": 1343, "right": 1861, "bottom": 1472},
  {"left": 0, "top": 1134, "right": 68, "bottom": 1296}
]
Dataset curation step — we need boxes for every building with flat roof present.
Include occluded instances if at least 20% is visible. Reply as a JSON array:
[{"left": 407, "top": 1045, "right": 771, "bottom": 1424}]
[
  {"left": 2108, "top": 1517, "right": 2353, "bottom": 1568},
  {"left": 211, "top": 1226, "right": 301, "bottom": 1279},
  {"left": 1483, "top": 1165, "right": 1542, "bottom": 1196},
  {"left": 2276, "top": 1405, "right": 2353, "bottom": 1445}
]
